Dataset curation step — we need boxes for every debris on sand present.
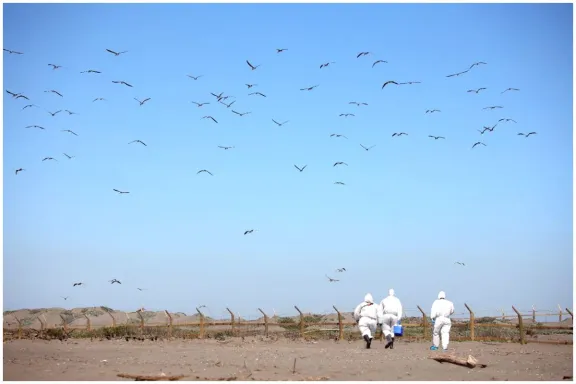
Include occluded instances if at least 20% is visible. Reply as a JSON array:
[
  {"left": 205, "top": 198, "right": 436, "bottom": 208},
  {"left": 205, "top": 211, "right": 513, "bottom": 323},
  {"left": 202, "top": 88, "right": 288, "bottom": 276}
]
[
  {"left": 430, "top": 354, "right": 487, "bottom": 369},
  {"left": 117, "top": 373, "right": 187, "bottom": 381}
]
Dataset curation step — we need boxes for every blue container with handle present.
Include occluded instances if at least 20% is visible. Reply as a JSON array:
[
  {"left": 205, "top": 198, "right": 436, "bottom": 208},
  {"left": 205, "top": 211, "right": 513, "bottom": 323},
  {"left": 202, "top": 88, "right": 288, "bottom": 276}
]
[{"left": 393, "top": 320, "right": 403, "bottom": 337}]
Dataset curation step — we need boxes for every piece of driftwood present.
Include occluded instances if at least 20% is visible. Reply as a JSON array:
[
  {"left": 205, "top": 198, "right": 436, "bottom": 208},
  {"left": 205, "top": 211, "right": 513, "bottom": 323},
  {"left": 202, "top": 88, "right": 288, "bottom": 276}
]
[
  {"left": 117, "top": 373, "right": 187, "bottom": 381},
  {"left": 430, "top": 354, "right": 487, "bottom": 369}
]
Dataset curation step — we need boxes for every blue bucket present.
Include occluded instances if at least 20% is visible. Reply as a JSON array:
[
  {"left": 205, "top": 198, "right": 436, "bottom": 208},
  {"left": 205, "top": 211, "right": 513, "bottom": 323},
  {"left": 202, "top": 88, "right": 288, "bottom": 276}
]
[{"left": 393, "top": 324, "right": 403, "bottom": 337}]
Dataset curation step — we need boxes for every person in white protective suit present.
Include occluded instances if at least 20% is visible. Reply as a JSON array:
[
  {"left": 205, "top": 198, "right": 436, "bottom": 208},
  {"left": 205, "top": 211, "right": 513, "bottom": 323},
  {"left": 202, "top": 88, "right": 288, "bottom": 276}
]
[
  {"left": 380, "top": 288, "right": 403, "bottom": 350},
  {"left": 353, "top": 293, "right": 383, "bottom": 349},
  {"left": 430, "top": 291, "right": 455, "bottom": 351}
]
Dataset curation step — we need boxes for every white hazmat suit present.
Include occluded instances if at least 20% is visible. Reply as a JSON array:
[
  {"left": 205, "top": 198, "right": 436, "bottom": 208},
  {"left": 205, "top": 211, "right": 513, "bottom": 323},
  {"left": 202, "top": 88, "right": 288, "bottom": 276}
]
[
  {"left": 430, "top": 291, "right": 455, "bottom": 351},
  {"left": 353, "top": 293, "right": 383, "bottom": 349},
  {"left": 380, "top": 288, "right": 403, "bottom": 349}
]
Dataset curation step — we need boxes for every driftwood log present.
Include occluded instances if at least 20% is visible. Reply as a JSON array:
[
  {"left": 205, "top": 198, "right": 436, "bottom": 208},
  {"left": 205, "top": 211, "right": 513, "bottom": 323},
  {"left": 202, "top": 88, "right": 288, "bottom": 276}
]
[
  {"left": 117, "top": 373, "right": 188, "bottom": 381},
  {"left": 430, "top": 354, "right": 487, "bottom": 369}
]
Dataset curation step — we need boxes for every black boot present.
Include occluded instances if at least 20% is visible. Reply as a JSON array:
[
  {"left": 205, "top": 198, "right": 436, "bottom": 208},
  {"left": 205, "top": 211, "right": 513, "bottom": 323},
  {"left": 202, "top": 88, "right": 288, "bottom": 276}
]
[
  {"left": 363, "top": 334, "right": 371, "bottom": 349},
  {"left": 390, "top": 337, "right": 395, "bottom": 349},
  {"left": 385, "top": 334, "right": 393, "bottom": 349}
]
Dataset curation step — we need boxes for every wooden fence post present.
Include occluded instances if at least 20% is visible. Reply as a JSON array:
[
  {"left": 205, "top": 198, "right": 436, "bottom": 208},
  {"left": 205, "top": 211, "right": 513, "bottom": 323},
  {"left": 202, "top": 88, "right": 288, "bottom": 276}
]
[
  {"left": 136, "top": 310, "right": 144, "bottom": 335},
  {"left": 165, "top": 310, "right": 173, "bottom": 337},
  {"left": 60, "top": 314, "right": 68, "bottom": 332},
  {"left": 196, "top": 307, "right": 205, "bottom": 339},
  {"left": 333, "top": 306, "right": 343, "bottom": 341},
  {"left": 512, "top": 306, "right": 526, "bottom": 345},
  {"left": 558, "top": 305, "right": 563, "bottom": 323},
  {"left": 294, "top": 306, "right": 305, "bottom": 337},
  {"left": 417, "top": 305, "right": 429, "bottom": 340},
  {"left": 84, "top": 314, "right": 91, "bottom": 331},
  {"left": 14, "top": 316, "right": 22, "bottom": 340},
  {"left": 226, "top": 308, "right": 235, "bottom": 336},
  {"left": 566, "top": 308, "right": 573, "bottom": 321},
  {"left": 258, "top": 308, "right": 269, "bottom": 337},
  {"left": 464, "top": 303, "right": 475, "bottom": 341},
  {"left": 104, "top": 309, "right": 116, "bottom": 327}
]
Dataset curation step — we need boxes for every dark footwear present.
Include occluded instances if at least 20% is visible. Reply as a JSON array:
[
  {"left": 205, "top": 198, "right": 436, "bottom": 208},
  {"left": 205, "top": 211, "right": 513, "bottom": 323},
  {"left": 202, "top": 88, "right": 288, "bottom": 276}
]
[
  {"left": 367, "top": 337, "right": 372, "bottom": 349},
  {"left": 385, "top": 334, "right": 393, "bottom": 349},
  {"left": 390, "top": 338, "right": 394, "bottom": 349},
  {"left": 363, "top": 334, "right": 371, "bottom": 349}
]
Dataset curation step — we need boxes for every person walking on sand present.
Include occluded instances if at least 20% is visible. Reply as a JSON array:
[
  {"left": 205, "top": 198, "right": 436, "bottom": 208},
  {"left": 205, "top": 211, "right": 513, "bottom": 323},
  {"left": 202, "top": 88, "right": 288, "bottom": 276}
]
[
  {"left": 380, "top": 288, "right": 403, "bottom": 350},
  {"left": 353, "top": 293, "right": 383, "bottom": 349},
  {"left": 430, "top": 291, "right": 455, "bottom": 351}
]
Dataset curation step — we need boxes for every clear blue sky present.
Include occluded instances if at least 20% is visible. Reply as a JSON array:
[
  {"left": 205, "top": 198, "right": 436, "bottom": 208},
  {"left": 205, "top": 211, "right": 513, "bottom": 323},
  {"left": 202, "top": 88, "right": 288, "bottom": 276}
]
[{"left": 3, "top": 3, "right": 573, "bottom": 319}]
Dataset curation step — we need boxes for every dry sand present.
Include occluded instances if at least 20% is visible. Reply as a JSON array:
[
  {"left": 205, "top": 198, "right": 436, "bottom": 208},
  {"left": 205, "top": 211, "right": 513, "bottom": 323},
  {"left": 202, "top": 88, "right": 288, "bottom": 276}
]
[{"left": 3, "top": 337, "right": 573, "bottom": 381}]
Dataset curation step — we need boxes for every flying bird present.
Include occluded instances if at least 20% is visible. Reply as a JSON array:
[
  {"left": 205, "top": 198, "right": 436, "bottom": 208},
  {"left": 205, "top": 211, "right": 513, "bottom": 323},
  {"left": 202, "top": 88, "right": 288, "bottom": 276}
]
[
  {"left": 336, "top": 268, "right": 346, "bottom": 272},
  {"left": 15, "top": 168, "right": 25, "bottom": 175},
  {"left": 218, "top": 146, "right": 234, "bottom": 150},
  {"left": 446, "top": 69, "right": 469, "bottom": 78},
  {"left": 61, "top": 296, "right": 69, "bottom": 300},
  {"left": 467, "top": 88, "right": 487, "bottom": 94},
  {"left": 112, "top": 80, "right": 133, "bottom": 87},
  {"left": 137, "top": 288, "right": 146, "bottom": 291},
  {"left": 300, "top": 85, "right": 319, "bottom": 91},
  {"left": 210, "top": 92, "right": 225, "bottom": 101},
  {"left": 81, "top": 69, "right": 101, "bottom": 74},
  {"left": 106, "top": 49, "right": 128, "bottom": 56},
  {"left": 455, "top": 262, "right": 466, "bottom": 266},
  {"left": 499, "top": 118, "right": 517, "bottom": 123},
  {"left": 399, "top": 81, "right": 421, "bottom": 85},
  {"left": 3, "top": 48, "right": 23, "bottom": 54},
  {"left": 392, "top": 132, "right": 408, "bottom": 137},
  {"left": 320, "top": 62, "right": 335, "bottom": 69},
  {"left": 6, "top": 90, "right": 28, "bottom": 99},
  {"left": 245, "top": 84, "right": 257, "bottom": 88},
  {"left": 426, "top": 109, "right": 441, "bottom": 113},
  {"left": 232, "top": 110, "right": 251, "bottom": 116},
  {"left": 202, "top": 115, "right": 218, "bottom": 123},
  {"left": 187, "top": 75, "right": 203, "bottom": 80},
  {"left": 483, "top": 106, "right": 503, "bottom": 110},
  {"left": 246, "top": 60, "right": 260, "bottom": 70},
  {"left": 47, "top": 110, "right": 62, "bottom": 116},
  {"left": 220, "top": 100, "right": 236, "bottom": 108},
  {"left": 469, "top": 62, "right": 487, "bottom": 70},
  {"left": 42, "top": 157, "right": 57, "bottom": 161},
  {"left": 113, "top": 189, "right": 130, "bottom": 194},
  {"left": 65, "top": 110, "right": 78, "bottom": 115},
  {"left": 501, "top": 87, "right": 520, "bottom": 94},
  {"left": 244, "top": 229, "right": 255, "bottom": 235},
  {"left": 63, "top": 153, "right": 75, "bottom": 159},
  {"left": 477, "top": 127, "right": 491, "bottom": 135},
  {"left": 349, "top": 102, "right": 368, "bottom": 106},
  {"left": 333, "top": 162, "right": 348, "bottom": 167},
  {"left": 197, "top": 169, "right": 213, "bottom": 176},
  {"left": 45, "top": 89, "right": 63, "bottom": 97},
  {"left": 428, "top": 135, "right": 445, "bottom": 140},
  {"left": 109, "top": 279, "right": 121, "bottom": 284},
  {"left": 61, "top": 129, "right": 78, "bottom": 136},
  {"left": 339, "top": 113, "right": 355, "bottom": 117},
  {"left": 26, "top": 125, "right": 45, "bottom": 130},
  {"left": 356, "top": 51, "right": 371, "bottom": 58},
  {"left": 372, "top": 60, "right": 388, "bottom": 67},
  {"left": 73, "top": 282, "right": 84, "bottom": 287},
  {"left": 518, "top": 132, "right": 537, "bottom": 137},
  {"left": 192, "top": 101, "right": 210, "bottom": 107},
  {"left": 93, "top": 98, "right": 106, "bottom": 102},
  {"left": 48, "top": 64, "right": 63, "bottom": 70},
  {"left": 129, "top": 140, "right": 147, "bottom": 146},
  {"left": 249, "top": 92, "right": 266, "bottom": 97},
  {"left": 276, "top": 48, "right": 288, "bottom": 53},
  {"left": 326, "top": 274, "right": 340, "bottom": 282},
  {"left": 472, "top": 142, "right": 486, "bottom": 149},
  {"left": 382, "top": 80, "right": 399, "bottom": 89},
  {"left": 294, "top": 164, "right": 307, "bottom": 172},
  {"left": 272, "top": 119, "right": 289, "bottom": 126},
  {"left": 334, "top": 182, "right": 346, "bottom": 186},
  {"left": 330, "top": 134, "right": 348, "bottom": 139},
  {"left": 134, "top": 97, "right": 151, "bottom": 106},
  {"left": 360, "top": 144, "right": 376, "bottom": 151},
  {"left": 22, "top": 104, "right": 38, "bottom": 109}
]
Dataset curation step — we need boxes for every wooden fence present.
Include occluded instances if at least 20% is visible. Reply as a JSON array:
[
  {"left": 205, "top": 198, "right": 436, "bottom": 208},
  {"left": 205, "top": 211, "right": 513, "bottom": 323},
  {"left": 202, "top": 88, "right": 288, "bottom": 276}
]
[{"left": 5, "top": 304, "right": 573, "bottom": 345}]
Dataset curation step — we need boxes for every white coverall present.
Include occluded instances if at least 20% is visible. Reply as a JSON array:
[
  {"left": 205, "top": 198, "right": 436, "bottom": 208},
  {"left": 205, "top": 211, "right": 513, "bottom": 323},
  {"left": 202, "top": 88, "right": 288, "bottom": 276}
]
[
  {"left": 354, "top": 293, "right": 382, "bottom": 340},
  {"left": 430, "top": 291, "right": 455, "bottom": 350},
  {"left": 380, "top": 289, "right": 403, "bottom": 338}
]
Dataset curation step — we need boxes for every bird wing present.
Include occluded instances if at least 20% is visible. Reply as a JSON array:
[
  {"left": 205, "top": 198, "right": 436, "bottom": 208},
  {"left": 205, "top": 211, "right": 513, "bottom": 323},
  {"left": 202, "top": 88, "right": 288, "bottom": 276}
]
[{"left": 106, "top": 49, "right": 118, "bottom": 54}]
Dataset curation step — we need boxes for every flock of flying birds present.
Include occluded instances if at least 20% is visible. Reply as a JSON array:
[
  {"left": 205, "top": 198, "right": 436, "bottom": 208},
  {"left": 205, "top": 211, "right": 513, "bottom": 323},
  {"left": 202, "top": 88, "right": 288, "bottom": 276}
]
[{"left": 6, "top": 45, "right": 531, "bottom": 297}]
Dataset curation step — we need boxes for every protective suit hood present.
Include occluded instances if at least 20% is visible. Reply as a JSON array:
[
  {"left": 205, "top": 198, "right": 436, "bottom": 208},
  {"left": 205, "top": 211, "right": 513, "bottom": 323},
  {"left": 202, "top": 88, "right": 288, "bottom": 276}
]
[
  {"left": 389, "top": 289, "right": 395, "bottom": 296},
  {"left": 364, "top": 293, "right": 374, "bottom": 303},
  {"left": 438, "top": 291, "right": 446, "bottom": 300}
]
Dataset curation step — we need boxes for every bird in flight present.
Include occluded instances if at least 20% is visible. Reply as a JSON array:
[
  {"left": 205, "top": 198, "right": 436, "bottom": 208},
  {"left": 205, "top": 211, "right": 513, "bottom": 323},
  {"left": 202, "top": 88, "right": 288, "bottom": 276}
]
[
  {"left": 73, "top": 282, "right": 84, "bottom": 287},
  {"left": 109, "top": 279, "right": 121, "bottom": 284},
  {"left": 81, "top": 69, "right": 101, "bottom": 74},
  {"left": 129, "top": 140, "right": 147, "bottom": 146},
  {"left": 339, "top": 113, "right": 355, "bottom": 117},
  {"left": 483, "top": 106, "right": 503, "bottom": 110},
  {"left": 202, "top": 115, "right": 218, "bottom": 123},
  {"left": 372, "top": 60, "right": 388, "bottom": 67},
  {"left": 446, "top": 69, "right": 469, "bottom": 78},
  {"left": 3, "top": 48, "right": 23, "bottom": 54},
  {"left": 468, "top": 61, "right": 487, "bottom": 70},
  {"left": 336, "top": 268, "right": 346, "bottom": 272},
  {"left": 44, "top": 89, "right": 63, "bottom": 97},
  {"left": 220, "top": 100, "right": 236, "bottom": 108},
  {"left": 501, "top": 87, "right": 520, "bottom": 94},
  {"left": 137, "top": 288, "right": 146, "bottom": 291},
  {"left": 187, "top": 75, "right": 203, "bottom": 80},
  {"left": 455, "top": 262, "right": 465, "bottom": 266},
  {"left": 518, "top": 132, "right": 537, "bottom": 137},
  {"left": 477, "top": 127, "right": 491, "bottom": 135},
  {"left": 392, "top": 132, "right": 408, "bottom": 137},
  {"left": 356, "top": 51, "right": 371, "bottom": 58},
  {"left": 61, "top": 129, "right": 78, "bottom": 136},
  {"left": 360, "top": 144, "right": 376, "bottom": 151},
  {"left": 272, "top": 119, "right": 289, "bottom": 126},
  {"left": 218, "top": 146, "right": 234, "bottom": 150},
  {"left": 333, "top": 162, "right": 348, "bottom": 167},
  {"left": 15, "top": 168, "right": 25, "bottom": 175},
  {"left": 334, "top": 181, "right": 346, "bottom": 186},
  {"left": 249, "top": 91, "right": 267, "bottom": 97},
  {"left": 48, "top": 64, "right": 63, "bottom": 70},
  {"left": 300, "top": 85, "right": 319, "bottom": 91},
  {"left": 426, "top": 109, "right": 441, "bottom": 113},
  {"left": 197, "top": 169, "right": 213, "bottom": 176},
  {"left": 245, "top": 84, "right": 257, "bottom": 88},
  {"left": 6, "top": 90, "right": 28, "bottom": 99},
  {"left": 246, "top": 60, "right": 261, "bottom": 70},
  {"left": 22, "top": 104, "right": 38, "bottom": 109},
  {"left": 232, "top": 110, "right": 251, "bottom": 116},
  {"left": 63, "top": 153, "right": 75, "bottom": 159},
  {"left": 134, "top": 97, "right": 151, "bottom": 106},
  {"left": 276, "top": 48, "right": 288, "bottom": 53},
  {"left": 210, "top": 92, "right": 225, "bottom": 102},
  {"left": 399, "top": 81, "right": 421, "bottom": 85},
  {"left": 42, "top": 157, "right": 57, "bottom": 162},
  {"left": 428, "top": 135, "right": 445, "bottom": 140},
  {"left": 244, "top": 229, "right": 255, "bottom": 235},
  {"left": 467, "top": 88, "right": 487, "bottom": 94},
  {"left": 499, "top": 118, "right": 517, "bottom": 123},
  {"left": 93, "top": 98, "right": 106, "bottom": 102},
  {"left": 330, "top": 134, "right": 348, "bottom": 139},
  {"left": 26, "top": 125, "right": 45, "bottom": 130},
  {"left": 61, "top": 296, "right": 69, "bottom": 300},
  {"left": 192, "top": 101, "right": 210, "bottom": 107},
  {"left": 320, "top": 62, "right": 335, "bottom": 69},
  {"left": 112, "top": 80, "right": 133, "bottom": 87},
  {"left": 47, "top": 110, "right": 62, "bottom": 116},
  {"left": 349, "top": 102, "right": 368, "bottom": 106},
  {"left": 326, "top": 274, "right": 340, "bottom": 282},
  {"left": 113, "top": 189, "right": 130, "bottom": 194},
  {"left": 472, "top": 142, "right": 486, "bottom": 149},
  {"left": 382, "top": 80, "right": 399, "bottom": 89},
  {"left": 65, "top": 110, "right": 78, "bottom": 115},
  {"left": 106, "top": 49, "right": 128, "bottom": 56},
  {"left": 294, "top": 164, "right": 307, "bottom": 172}
]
